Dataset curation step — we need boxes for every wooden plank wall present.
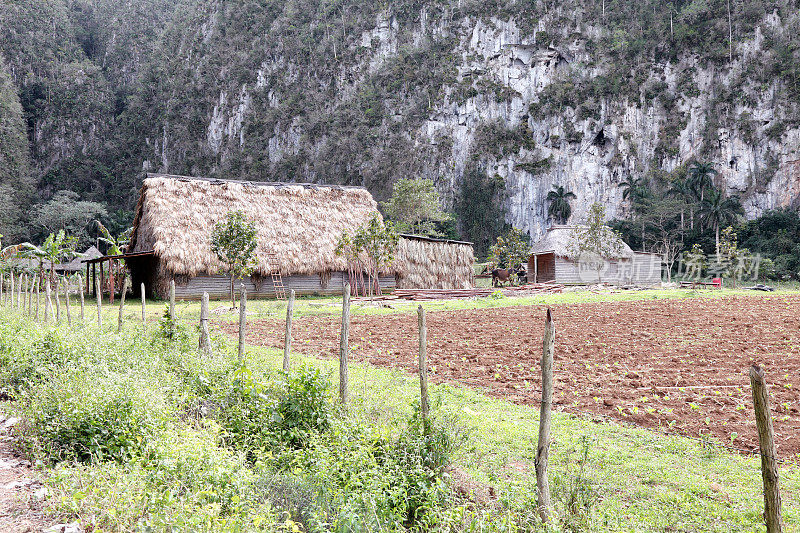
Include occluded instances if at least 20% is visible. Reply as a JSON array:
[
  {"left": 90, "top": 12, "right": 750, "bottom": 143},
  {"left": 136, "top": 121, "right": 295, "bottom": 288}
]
[
  {"left": 554, "top": 254, "right": 663, "bottom": 285},
  {"left": 172, "top": 271, "right": 396, "bottom": 300}
]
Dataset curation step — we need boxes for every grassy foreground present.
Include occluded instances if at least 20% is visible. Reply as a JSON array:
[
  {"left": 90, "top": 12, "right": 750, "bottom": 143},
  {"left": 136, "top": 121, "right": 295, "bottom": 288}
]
[{"left": 0, "top": 294, "right": 797, "bottom": 532}]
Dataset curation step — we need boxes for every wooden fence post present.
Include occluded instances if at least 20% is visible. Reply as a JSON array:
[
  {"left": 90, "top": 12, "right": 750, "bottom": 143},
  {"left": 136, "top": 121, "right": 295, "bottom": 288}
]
[
  {"left": 44, "top": 280, "right": 52, "bottom": 324},
  {"left": 0, "top": 273, "right": 4, "bottom": 304},
  {"left": 199, "top": 292, "right": 211, "bottom": 356},
  {"left": 34, "top": 277, "right": 39, "bottom": 321},
  {"left": 418, "top": 305, "right": 430, "bottom": 428},
  {"left": 536, "top": 308, "right": 555, "bottom": 524},
  {"left": 21, "top": 275, "right": 27, "bottom": 314},
  {"left": 17, "top": 273, "right": 23, "bottom": 309},
  {"left": 339, "top": 282, "right": 351, "bottom": 406},
  {"left": 96, "top": 286, "right": 102, "bottom": 329},
  {"left": 169, "top": 279, "right": 176, "bottom": 323},
  {"left": 64, "top": 279, "right": 71, "bottom": 327},
  {"left": 283, "top": 289, "right": 295, "bottom": 371},
  {"left": 10, "top": 272, "right": 15, "bottom": 309},
  {"left": 55, "top": 278, "right": 61, "bottom": 322},
  {"left": 27, "top": 275, "right": 33, "bottom": 316},
  {"left": 750, "top": 365, "right": 783, "bottom": 533},
  {"left": 117, "top": 278, "right": 128, "bottom": 333},
  {"left": 140, "top": 283, "right": 146, "bottom": 325},
  {"left": 237, "top": 284, "right": 246, "bottom": 364},
  {"left": 78, "top": 274, "right": 85, "bottom": 321}
]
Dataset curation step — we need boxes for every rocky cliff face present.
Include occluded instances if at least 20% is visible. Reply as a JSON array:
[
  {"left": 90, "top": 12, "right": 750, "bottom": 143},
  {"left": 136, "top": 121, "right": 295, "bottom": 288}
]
[
  {"left": 3, "top": 0, "right": 799, "bottom": 244},
  {"left": 137, "top": 1, "right": 799, "bottom": 242}
]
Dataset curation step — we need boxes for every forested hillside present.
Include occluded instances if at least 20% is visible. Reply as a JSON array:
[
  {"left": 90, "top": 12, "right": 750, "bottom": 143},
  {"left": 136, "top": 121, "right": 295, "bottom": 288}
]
[{"left": 2, "top": 0, "right": 800, "bottom": 258}]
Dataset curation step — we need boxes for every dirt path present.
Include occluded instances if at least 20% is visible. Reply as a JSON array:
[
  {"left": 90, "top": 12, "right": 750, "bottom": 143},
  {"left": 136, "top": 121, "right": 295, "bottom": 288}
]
[
  {"left": 226, "top": 294, "right": 800, "bottom": 457},
  {"left": 0, "top": 416, "right": 48, "bottom": 532}
]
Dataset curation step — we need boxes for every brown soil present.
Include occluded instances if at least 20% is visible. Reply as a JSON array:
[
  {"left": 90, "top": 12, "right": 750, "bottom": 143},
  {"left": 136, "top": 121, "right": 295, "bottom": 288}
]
[
  {"left": 0, "top": 417, "right": 48, "bottom": 532},
  {"left": 227, "top": 294, "right": 800, "bottom": 458}
]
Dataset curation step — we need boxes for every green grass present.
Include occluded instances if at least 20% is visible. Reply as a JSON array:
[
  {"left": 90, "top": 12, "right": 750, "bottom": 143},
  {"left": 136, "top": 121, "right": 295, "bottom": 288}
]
[
  {"left": 84, "top": 286, "right": 800, "bottom": 326},
  {"left": 2, "top": 288, "right": 799, "bottom": 532},
  {"left": 243, "top": 345, "right": 800, "bottom": 532}
]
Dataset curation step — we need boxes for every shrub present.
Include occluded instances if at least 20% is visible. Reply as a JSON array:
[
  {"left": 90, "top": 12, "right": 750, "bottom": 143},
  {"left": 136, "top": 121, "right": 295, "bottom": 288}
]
[
  {"left": 218, "top": 365, "right": 332, "bottom": 458},
  {"left": 18, "top": 367, "right": 169, "bottom": 463}
]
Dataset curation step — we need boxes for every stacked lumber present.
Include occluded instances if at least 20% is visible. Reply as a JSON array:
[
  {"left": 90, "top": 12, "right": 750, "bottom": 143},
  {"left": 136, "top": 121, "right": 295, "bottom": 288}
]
[{"left": 393, "top": 288, "right": 495, "bottom": 300}]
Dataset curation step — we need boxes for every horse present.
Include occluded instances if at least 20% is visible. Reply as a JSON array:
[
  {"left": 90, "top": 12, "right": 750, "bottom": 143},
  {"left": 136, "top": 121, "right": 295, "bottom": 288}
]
[{"left": 491, "top": 268, "right": 514, "bottom": 287}]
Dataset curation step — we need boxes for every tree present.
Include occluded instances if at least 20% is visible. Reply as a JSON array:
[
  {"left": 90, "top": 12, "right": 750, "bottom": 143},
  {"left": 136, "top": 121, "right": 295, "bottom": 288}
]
[
  {"left": 380, "top": 178, "right": 452, "bottom": 237},
  {"left": 336, "top": 215, "right": 398, "bottom": 296},
  {"left": 211, "top": 210, "right": 258, "bottom": 307},
  {"left": 34, "top": 190, "right": 107, "bottom": 246},
  {"left": 0, "top": 60, "right": 34, "bottom": 243},
  {"left": 546, "top": 185, "right": 576, "bottom": 224},
  {"left": 667, "top": 176, "right": 694, "bottom": 230},
  {"left": 488, "top": 227, "right": 529, "bottom": 273},
  {"left": 700, "top": 189, "right": 743, "bottom": 255},
  {"left": 687, "top": 161, "right": 717, "bottom": 203},
  {"left": 618, "top": 176, "right": 646, "bottom": 204},
  {"left": 569, "top": 203, "right": 627, "bottom": 283},
  {"left": 456, "top": 164, "right": 507, "bottom": 258},
  {"left": 355, "top": 215, "right": 398, "bottom": 296},
  {"left": 21, "top": 230, "right": 78, "bottom": 280},
  {"left": 640, "top": 197, "right": 685, "bottom": 282}
]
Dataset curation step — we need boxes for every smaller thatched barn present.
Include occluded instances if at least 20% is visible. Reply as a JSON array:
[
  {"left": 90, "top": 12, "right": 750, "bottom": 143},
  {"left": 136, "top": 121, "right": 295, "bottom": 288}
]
[
  {"left": 126, "top": 174, "right": 397, "bottom": 299},
  {"left": 395, "top": 234, "right": 475, "bottom": 289},
  {"left": 528, "top": 225, "right": 662, "bottom": 285}
]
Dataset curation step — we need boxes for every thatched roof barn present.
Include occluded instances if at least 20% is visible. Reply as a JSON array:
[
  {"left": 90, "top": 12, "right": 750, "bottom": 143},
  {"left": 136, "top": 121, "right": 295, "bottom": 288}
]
[
  {"left": 529, "top": 225, "right": 662, "bottom": 285},
  {"left": 127, "top": 174, "right": 397, "bottom": 299},
  {"left": 56, "top": 246, "right": 102, "bottom": 274},
  {"left": 395, "top": 234, "right": 474, "bottom": 289},
  {"left": 126, "top": 174, "right": 476, "bottom": 299}
]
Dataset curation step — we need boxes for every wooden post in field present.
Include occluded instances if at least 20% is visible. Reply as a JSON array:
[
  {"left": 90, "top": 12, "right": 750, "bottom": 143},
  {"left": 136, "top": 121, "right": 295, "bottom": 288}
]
[
  {"left": 54, "top": 278, "right": 61, "bottom": 322},
  {"left": 283, "top": 289, "right": 295, "bottom": 371},
  {"left": 44, "top": 280, "right": 52, "bottom": 324},
  {"left": 418, "top": 305, "right": 430, "bottom": 427},
  {"left": 536, "top": 308, "right": 555, "bottom": 524},
  {"left": 199, "top": 292, "right": 211, "bottom": 356},
  {"left": 169, "top": 279, "right": 176, "bottom": 323},
  {"left": 64, "top": 279, "right": 71, "bottom": 326},
  {"left": 96, "top": 287, "right": 102, "bottom": 329},
  {"left": 17, "top": 273, "right": 23, "bottom": 309},
  {"left": 140, "top": 283, "right": 146, "bottom": 326},
  {"left": 21, "top": 275, "right": 27, "bottom": 313},
  {"left": 0, "top": 273, "right": 4, "bottom": 304},
  {"left": 750, "top": 364, "right": 783, "bottom": 533},
  {"left": 78, "top": 274, "right": 85, "bottom": 321},
  {"left": 27, "top": 275, "right": 33, "bottom": 316},
  {"left": 339, "top": 282, "right": 351, "bottom": 406},
  {"left": 237, "top": 284, "right": 246, "bottom": 364},
  {"left": 10, "top": 272, "right": 15, "bottom": 309},
  {"left": 34, "top": 277, "right": 40, "bottom": 321},
  {"left": 117, "top": 278, "right": 128, "bottom": 333}
]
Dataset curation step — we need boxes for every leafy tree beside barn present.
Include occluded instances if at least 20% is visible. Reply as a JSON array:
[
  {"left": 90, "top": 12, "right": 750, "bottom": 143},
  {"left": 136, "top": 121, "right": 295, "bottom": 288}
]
[{"left": 211, "top": 210, "right": 258, "bottom": 307}]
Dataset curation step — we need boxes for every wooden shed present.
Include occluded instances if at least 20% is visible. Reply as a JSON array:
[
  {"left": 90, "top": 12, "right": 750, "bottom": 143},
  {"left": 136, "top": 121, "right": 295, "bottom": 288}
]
[
  {"left": 528, "top": 225, "right": 662, "bottom": 285},
  {"left": 125, "top": 174, "right": 397, "bottom": 300}
]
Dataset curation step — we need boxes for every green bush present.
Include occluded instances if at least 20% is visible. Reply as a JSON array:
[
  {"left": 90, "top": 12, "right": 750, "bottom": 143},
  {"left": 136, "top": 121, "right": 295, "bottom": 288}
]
[
  {"left": 18, "top": 367, "right": 169, "bottom": 463},
  {"left": 218, "top": 365, "right": 332, "bottom": 458}
]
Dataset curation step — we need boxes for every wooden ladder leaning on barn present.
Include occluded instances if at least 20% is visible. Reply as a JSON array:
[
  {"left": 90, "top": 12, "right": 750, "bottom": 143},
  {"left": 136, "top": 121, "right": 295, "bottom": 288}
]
[{"left": 266, "top": 253, "right": 287, "bottom": 300}]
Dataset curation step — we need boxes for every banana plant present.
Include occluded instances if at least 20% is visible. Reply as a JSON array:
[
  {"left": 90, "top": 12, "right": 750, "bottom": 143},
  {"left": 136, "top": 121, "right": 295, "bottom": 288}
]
[{"left": 20, "top": 230, "right": 78, "bottom": 281}]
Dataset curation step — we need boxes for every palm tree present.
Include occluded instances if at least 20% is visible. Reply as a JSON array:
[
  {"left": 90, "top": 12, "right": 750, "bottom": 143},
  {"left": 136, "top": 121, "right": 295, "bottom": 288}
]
[
  {"left": 700, "top": 190, "right": 744, "bottom": 255},
  {"left": 667, "top": 177, "right": 692, "bottom": 230},
  {"left": 618, "top": 176, "right": 646, "bottom": 203},
  {"left": 547, "top": 185, "right": 576, "bottom": 224},
  {"left": 688, "top": 161, "right": 717, "bottom": 203}
]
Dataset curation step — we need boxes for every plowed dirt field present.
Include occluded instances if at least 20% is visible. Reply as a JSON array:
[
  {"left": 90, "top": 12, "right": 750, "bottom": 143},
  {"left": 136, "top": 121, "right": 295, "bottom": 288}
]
[{"left": 226, "top": 294, "right": 800, "bottom": 457}]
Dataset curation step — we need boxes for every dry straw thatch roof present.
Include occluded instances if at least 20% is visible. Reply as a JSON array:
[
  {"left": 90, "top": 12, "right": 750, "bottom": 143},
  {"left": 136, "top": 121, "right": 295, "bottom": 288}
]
[
  {"left": 530, "top": 225, "right": 633, "bottom": 261},
  {"left": 396, "top": 234, "right": 474, "bottom": 289},
  {"left": 128, "top": 174, "right": 387, "bottom": 277}
]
